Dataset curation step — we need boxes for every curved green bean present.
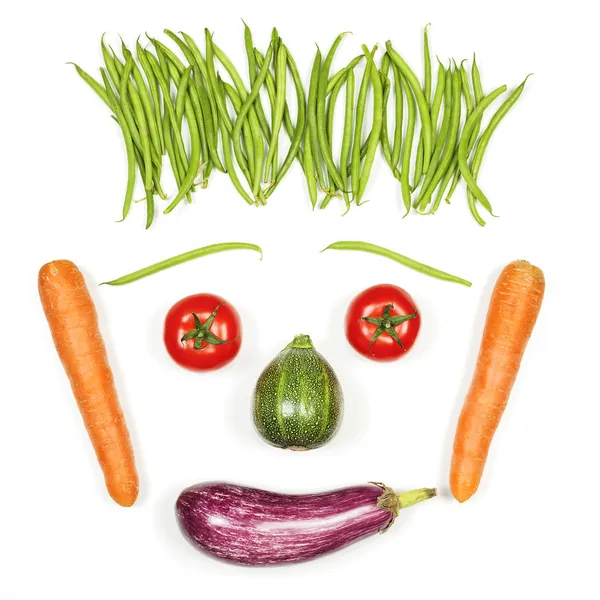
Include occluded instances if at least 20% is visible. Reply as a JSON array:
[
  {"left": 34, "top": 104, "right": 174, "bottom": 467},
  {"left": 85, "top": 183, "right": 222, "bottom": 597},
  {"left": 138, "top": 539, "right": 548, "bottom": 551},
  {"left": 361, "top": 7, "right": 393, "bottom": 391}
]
[
  {"left": 120, "top": 54, "right": 153, "bottom": 193},
  {"left": 399, "top": 69, "right": 416, "bottom": 216},
  {"left": 467, "top": 75, "right": 531, "bottom": 220},
  {"left": 424, "top": 24, "right": 432, "bottom": 107},
  {"left": 69, "top": 63, "right": 110, "bottom": 108},
  {"left": 385, "top": 42, "right": 433, "bottom": 172},
  {"left": 242, "top": 21, "right": 271, "bottom": 143},
  {"left": 416, "top": 65, "right": 462, "bottom": 213},
  {"left": 457, "top": 84, "right": 508, "bottom": 215},
  {"left": 339, "top": 67, "right": 355, "bottom": 208},
  {"left": 356, "top": 45, "right": 383, "bottom": 204},
  {"left": 308, "top": 48, "right": 327, "bottom": 193},
  {"left": 180, "top": 31, "right": 221, "bottom": 140},
  {"left": 412, "top": 24, "right": 432, "bottom": 190},
  {"left": 265, "top": 45, "right": 306, "bottom": 197},
  {"left": 164, "top": 89, "right": 201, "bottom": 214},
  {"left": 223, "top": 80, "right": 256, "bottom": 193},
  {"left": 122, "top": 43, "right": 161, "bottom": 157},
  {"left": 232, "top": 43, "right": 274, "bottom": 185},
  {"left": 265, "top": 44, "right": 287, "bottom": 181},
  {"left": 212, "top": 40, "right": 265, "bottom": 199},
  {"left": 321, "top": 241, "right": 472, "bottom": 287},
  {"left": 101, "top": 243, "right": 263, "bottom": 286},
  {"left": 390, "top": 57, "right": 404, "bottom": 172},
  {"left": 100, "top": 68, "right": 136, "bottom": 221},
  {"left": 218, "top": 91, "right": 254, "bottom": 206},
  {"left": 379, "top": 54, "right": 394, "bottom": 172},
  {"left": 145, "top": 50, "right": 192, "bottom": 184},
  {"left": 351, "top": 45, "right": 376, "bottom": 201},
  {"left": 317, "top": 33, "right": 350, "bottom": 193},
  {"left": 414, "top": 66, "right": 453, "bottom": 207},
  {"left": 303, "top": 127, "right": 318, "bottom": 209}
]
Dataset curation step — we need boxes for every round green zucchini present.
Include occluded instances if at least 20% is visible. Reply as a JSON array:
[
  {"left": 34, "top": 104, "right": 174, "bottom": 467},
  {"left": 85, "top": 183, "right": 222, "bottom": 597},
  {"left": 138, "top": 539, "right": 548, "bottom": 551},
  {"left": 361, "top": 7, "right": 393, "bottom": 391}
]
[{"left": 253, "top": 334, "right": 343, "bottom": 450}]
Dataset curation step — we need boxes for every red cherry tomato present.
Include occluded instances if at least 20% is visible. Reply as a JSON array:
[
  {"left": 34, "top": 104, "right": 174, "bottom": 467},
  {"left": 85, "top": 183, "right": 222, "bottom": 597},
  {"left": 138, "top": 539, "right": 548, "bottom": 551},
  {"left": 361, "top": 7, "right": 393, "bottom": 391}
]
[
  {"left": 345, "top": 284, "right": 421, "bottom": 361},
  {"left": 164, "top": 293, "right": 242, "bottom": 371}
]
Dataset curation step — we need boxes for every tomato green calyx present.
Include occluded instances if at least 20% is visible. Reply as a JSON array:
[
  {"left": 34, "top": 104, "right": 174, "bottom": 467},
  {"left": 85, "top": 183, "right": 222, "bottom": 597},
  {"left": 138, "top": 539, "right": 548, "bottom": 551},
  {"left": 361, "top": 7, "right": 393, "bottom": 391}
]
[
  {"left": 180, "top": 303, "right": 235, "bottom": 350},
  {"left": 362, "top": 304, "right": 418, "bottom": 355}
]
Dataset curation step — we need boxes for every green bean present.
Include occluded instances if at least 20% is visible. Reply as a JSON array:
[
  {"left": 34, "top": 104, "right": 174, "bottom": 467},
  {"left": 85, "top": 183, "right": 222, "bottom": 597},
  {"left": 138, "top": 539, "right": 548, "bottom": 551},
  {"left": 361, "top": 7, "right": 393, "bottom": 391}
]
[
  {"left": 412, "top": 24, "right": 432, "bottom": 190},
  {"left": 444, "top": 59, "right": 479, "bottom": 204},
  {"left": 351, "top": 45, "right": 376, "bottom": 202},
  {"left": 430, "top": 59, "right": 446, "bottom": 133},
  {"left": 180, "top": 31, "right": 220, "bottom": 139},
  {"left": 232, "top": 43, "right": 274, "bottom": 185},
  {"left": 204, "top": 30, "right": 233, "bottom": 135},
  {"left": 460, "top": 60, "right": 474, "bottom": 116},
  {"left": 166, "top": 30, "right": 225, "bottom": 173},
  {"left": 457, "top": 84, "right": 507, "bottom": 215},
  {"left": 164, "top": 61, "right": 200, "bottom": 192},
  {"left": 196, "top": 83, "right": 221, "bottom": 179},
  {"left": 379, "top": 54, "right": 394, "bottom": 172},
  {"left": 385, "top": 41, "right": 433, "bottom": 172},
  {"left": 242, "top": 21, "right": 271, "bottom": 142},
  {"left": 398, "top": 69, "right": 416, "bottom": 216},
  {"left": 339, "top": 68, "right": 355, "bottom": 208},
  {"left": 175, "top": 66, "right": 192, "bottom": 126},
  {"left": 122, "top": 43, "right": 162, "bottom": 157},
  {"left": 218, "top": 99, "right": 254, "bottom": 205},
  {"left": 212, "top": 40, "right": 265, "bottom": 199},
  {"left": 424, "top": 24, "right": 432, "bottom": 106},
  {"left": 145, "top": 50, "right": 191, "bottom": 186},
  {"left": 317, "top": 33, "right": 349, "bottom": 194},
  {"left": 163, "top": 54, "right": 211, "bottom": 186},
  {"left": 466, "top": 75, "right": 531, "bottom": 221},
  {"left": 416, "top": 65, "right": 462, "bottom": 213},
  {"left": 308, "top": 48, "right": 327, "bottom": 193},
  {"left": 265, "top": 44, "right": 287, "bottom": 181},
  {"left": 327, "top": 69, "right": 346, "bottom": 151},
  {"left": 327, "top": 54, "right": 363, "bottom": 98},
  {"left": 163, "top": 86, "right": 202, "bottom": 214},
  {"left": 202, "top": 36, "right": 253, "bottom": 191},
  {"left": 414, "top": 66, "right": 453, "bottom": 207},
  {"left": 135, "top": 42, "right": 165, "bottom": 155},
  {"left": 472, "top": 54, "right": 483, "bottom": 103},
  {"left": 100, "top": 68, "right": 136, "bottom": 221},
  {"left": 390, "top": 57, "right": 404, "bottom": 171},
  {"left": 321, "top": 241, "right": 472, "bottom": 287},
  {"left": 69, "top": 63, "right": 111, "bottom": 108},
  {"left": 264, "top": 46, "right": 306, "bottom": 198},
  {"left": 413, "top": 140, "right": 424, "bottom": 190},
  {"left": 223, "top": 80, "right": 256, "bottom": 190},
  {"left": 433, "top": 156, "right": 456, "bottom": 207},
  {"left": 110, "top": 48, "right": 163, "bottom": 173},
  {"left": 101, "top": 35, "right": 122, "bottom": 90},
  {"left": 102, "top": 242, "right": 263, "bottom": 286},
  {"left": 303, "top": 127, "right": 318, "bottom": 209},
  {"left": 356, "top": 45, "right": 383, "bottom": 204},
  {"left": 119, "top": 54, "right": 152, "bottom": 192}
]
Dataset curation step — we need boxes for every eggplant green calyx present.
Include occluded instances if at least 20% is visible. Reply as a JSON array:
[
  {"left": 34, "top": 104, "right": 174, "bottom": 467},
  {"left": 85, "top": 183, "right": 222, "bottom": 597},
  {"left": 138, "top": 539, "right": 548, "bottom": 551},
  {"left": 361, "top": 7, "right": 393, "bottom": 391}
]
[
  {"left": 181, "top": 303, "right": 235, "bottom": 350},
  {"left": 362, "top": 304, "right": 418, "bottom": 354},
  {"left": 285, "top": 334, "right": 314, "bottom": 350}
]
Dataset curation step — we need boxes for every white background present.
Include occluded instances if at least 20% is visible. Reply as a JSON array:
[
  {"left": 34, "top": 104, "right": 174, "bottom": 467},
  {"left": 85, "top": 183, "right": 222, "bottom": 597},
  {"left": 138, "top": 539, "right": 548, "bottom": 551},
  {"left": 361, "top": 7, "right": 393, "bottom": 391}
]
[{"left": 1, "top": 0, "right": 598, "bottom": 598}]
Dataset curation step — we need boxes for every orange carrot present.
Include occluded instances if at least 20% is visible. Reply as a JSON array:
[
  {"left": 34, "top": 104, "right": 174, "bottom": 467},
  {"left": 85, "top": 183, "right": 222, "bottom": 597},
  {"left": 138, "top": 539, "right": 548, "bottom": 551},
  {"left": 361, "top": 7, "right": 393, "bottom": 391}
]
[
  {"left": 39, "top": 260, "right": 139, "bottom": 507},
  {"left": 450, "top": 260, "right": 545, "bottom": 502}
]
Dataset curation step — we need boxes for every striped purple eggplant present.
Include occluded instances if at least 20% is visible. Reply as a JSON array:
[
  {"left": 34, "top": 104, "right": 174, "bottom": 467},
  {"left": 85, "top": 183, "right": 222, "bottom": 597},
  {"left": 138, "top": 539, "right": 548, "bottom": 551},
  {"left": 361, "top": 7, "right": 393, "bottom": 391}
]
[{"left": 175, "top": 482, "right": 436, "bottom": 566}]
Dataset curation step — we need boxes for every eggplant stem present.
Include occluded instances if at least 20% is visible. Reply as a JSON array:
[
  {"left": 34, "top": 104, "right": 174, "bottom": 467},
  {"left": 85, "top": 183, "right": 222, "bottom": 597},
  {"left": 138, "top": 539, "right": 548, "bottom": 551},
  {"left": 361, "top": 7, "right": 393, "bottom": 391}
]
[{"left": 397, "top": 487, "right": 437, "bottom": 510}]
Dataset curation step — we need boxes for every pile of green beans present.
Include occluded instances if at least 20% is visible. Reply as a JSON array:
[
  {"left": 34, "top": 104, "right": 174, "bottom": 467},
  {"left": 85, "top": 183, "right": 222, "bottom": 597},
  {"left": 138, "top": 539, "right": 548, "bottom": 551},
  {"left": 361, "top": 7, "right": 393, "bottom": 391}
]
[
  {"left": 71, "top": 25, "right": 529, "bottom": 227},
  {"left": 381, "top": 26, "right": 530, "bottom": 224}
]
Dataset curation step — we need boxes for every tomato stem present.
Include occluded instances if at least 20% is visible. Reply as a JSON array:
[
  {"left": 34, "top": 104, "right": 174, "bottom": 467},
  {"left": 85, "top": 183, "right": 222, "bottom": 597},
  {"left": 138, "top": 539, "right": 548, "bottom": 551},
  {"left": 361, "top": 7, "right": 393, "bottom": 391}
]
[
  {"left": 362, "top": 304, "right": 418, "bottom": 355},
  {"left": 180, "top": 303, "right": 235, "bottom": 350}
]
